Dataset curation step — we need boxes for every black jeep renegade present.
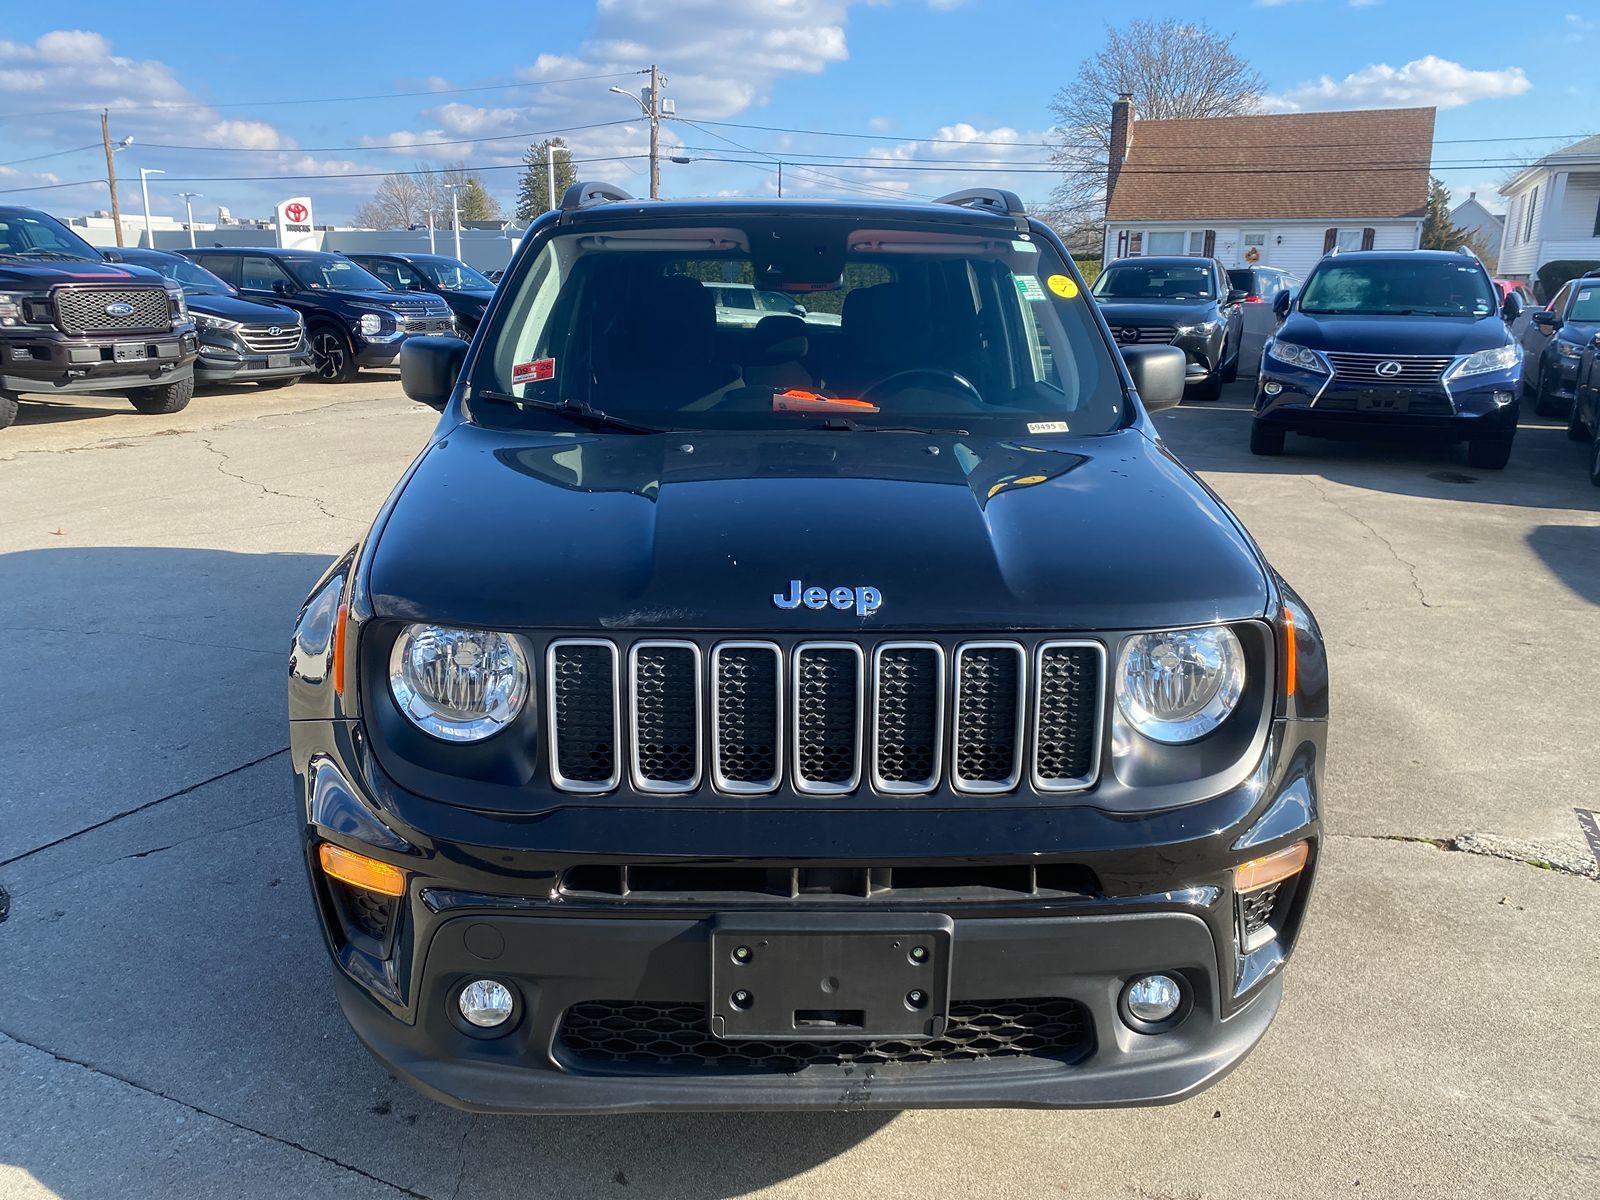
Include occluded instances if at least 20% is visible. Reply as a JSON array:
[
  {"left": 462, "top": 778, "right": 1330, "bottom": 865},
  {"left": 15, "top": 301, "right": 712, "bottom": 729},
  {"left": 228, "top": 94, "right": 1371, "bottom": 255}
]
[{"left": 289, "top": 183, "right": 1328, "bottom": 1114}]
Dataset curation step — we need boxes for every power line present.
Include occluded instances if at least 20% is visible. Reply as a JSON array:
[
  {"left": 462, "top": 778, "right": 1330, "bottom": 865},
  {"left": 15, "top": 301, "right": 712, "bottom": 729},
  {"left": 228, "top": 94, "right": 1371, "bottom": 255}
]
[
  {"left": 0, "top": 69, "right": 646, "bottom": 120},
  {"left": 677, "top": 118, "right": 932, "bottom": 202},
  {"left": 139, "top": 119, "right": 637, "bottom": 154},
  {"left": 0, "top": 142, "right": 104, "bottom": 168}
]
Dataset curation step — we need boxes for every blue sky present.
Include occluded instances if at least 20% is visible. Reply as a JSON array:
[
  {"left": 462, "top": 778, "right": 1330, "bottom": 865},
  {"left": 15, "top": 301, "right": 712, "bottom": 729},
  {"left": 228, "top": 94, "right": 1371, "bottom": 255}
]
[{"left": 0, "top": 0, "right": 1593, "bottom": 225}]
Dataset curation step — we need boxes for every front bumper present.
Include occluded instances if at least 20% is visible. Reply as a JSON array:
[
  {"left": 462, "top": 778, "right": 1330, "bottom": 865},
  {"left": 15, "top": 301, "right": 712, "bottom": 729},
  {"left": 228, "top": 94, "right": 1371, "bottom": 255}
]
[
  {"left": 195, "top": 341, "right": 314, "bottom": 384},
  {"left": 1, "top": 328, "right": 197, "bottom": 396},
  {"left": 292, "top": 715, "right": 1323, "bottom": 1113},
  {"left": 1174, "top": 329, "right": 1227, "bottom": 383},
  {"left": 1254, "top": 359, "right": 1520, "bottom": 441}
]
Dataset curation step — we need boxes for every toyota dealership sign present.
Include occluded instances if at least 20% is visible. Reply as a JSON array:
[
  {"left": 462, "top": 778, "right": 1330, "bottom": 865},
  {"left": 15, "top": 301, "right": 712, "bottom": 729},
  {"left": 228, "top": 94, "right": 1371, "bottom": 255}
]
[{"left": 275, "top": 196, "right": 315, "bottom": 249}]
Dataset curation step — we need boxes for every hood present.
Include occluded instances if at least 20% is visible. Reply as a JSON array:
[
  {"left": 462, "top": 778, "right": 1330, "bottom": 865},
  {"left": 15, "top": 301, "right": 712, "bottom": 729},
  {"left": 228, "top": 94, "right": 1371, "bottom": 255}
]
[
  {"left": 368, "top": 425, "right": 1269, "bottom": 632},
  {"left": 189, "top": 293, "right": 299, "bottom": 324},
  {"left": 1281, "top": 311, "right": 1509, "bottom": 356},
  {"left": 310, "top": 289, "right": 409, "bottom": 308},
  {"left": 1093, "top": 299, "right": 1217, "bottom": 326},
  {"left": 439, "top": 287, "right": 494, "bottom": 305},
  {"left": 0, "top": 257, "right": 163, "bottom": 286}
]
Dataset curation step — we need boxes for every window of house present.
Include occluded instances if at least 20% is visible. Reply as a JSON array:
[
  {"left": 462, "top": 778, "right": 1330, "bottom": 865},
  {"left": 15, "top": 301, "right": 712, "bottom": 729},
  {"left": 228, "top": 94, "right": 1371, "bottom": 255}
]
[
  {"left": 1523, "top": 187, "right": 1538, "bottom": 243},
  {"left": 1335, "top": 229, "right": 1364, "bottom": 253},
  {"left": 1144, "top": 231, "right": 1186, "bottom": 255}
]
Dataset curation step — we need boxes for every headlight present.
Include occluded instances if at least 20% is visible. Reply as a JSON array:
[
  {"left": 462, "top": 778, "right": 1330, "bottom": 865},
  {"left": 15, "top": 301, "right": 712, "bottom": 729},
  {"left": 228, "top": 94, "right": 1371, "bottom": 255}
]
[
  {"left": 193, "top": 312, "right": 238, "bottom": 332},
  {"left": 1446, "top": 343, "right": 1520, "bottom": 380},
  {"left": 1117, "top": 626, "right": 1246, "bottom": 744},
  {"left": 1265, "top": 339, "right": 1328, "bottom": 374},
  {"left": 1176, "top": 320, "right": 1222, "bottom": 336},
  {"left": 0, "top": 291, "right": 43, "bottom": 327},
  {"left": 389, "top": 624, "right": 528, "bottom": 742},
  {"left": 1553, "top": 338, "right": 1582, "bottom": 360},
  {"left": 167, "top": 288, "right": 188, "bottom": 320},
  {"left": 357, "top": 312, "right": 383, "bottom": 336}
]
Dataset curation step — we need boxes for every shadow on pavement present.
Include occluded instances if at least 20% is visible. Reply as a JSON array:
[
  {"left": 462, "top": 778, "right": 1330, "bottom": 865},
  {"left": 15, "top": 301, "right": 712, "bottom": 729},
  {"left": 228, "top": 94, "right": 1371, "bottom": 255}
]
[{"left": 1526, "top": 524, "right": 1600, "bottom": 607}]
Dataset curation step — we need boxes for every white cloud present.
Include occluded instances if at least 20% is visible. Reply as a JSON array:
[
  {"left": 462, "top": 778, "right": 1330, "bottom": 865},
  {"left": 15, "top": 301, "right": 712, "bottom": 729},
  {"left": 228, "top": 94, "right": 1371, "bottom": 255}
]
[
  {"left": 1565, "top": 13, "right": 1598, "bottom": 40},
  {"left": 1263, "top": 55, "right": 1531, "bottom": 111}
]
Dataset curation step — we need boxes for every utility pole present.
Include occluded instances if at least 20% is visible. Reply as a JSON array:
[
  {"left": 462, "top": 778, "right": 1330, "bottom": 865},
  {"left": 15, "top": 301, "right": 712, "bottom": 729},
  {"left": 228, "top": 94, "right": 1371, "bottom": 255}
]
[
  {"left": 648, "top": 63, "right": 661, "bottom": 200},
  {"left": 777, "top": 162, "right": 783, "bottom": 198},
  {"left": 445, "top": 184, "right": 462, "bottom": 260},
  {"left": 546, "top": 141, "right": 557, "bottom": 211},
  {"left": 100, "top": 110, "right": 125, "bottom": 247},
  {"left": 138, "top": 167, "right": 163, "bottom": 249},
  {"left": 178, "top": 192, "right": 202, "bottom": 248}
]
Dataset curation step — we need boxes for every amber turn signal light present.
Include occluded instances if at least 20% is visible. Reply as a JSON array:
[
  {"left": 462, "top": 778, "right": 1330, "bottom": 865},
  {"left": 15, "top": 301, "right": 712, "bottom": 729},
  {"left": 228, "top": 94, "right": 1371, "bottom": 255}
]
[
  {"left": 1281, "top": 606, "right": 1297, "bottom": 696},
  {"left": 1234, "top": 841, "right": 1309, "bottom": 893},
  {"left": 318, "top": 842, "right": 406, "bottom": 898},
  {"left": 331, "top": 603, "right": 349, "bottom": 696}
]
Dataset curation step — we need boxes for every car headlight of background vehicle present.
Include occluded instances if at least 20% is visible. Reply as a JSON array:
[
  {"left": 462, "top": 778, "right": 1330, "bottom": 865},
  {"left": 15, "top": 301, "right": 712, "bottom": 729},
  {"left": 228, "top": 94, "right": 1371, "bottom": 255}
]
[
  {"left": 1265, "top": 339, "right": 1328, "bottom": 374},
  {"left": 1117, "top": 626, "right": 1246, "bottom": 744},
  {"left": 1552, "top": 338, "right": 1582, "bottom": 360},
  {"left": 167, "top": 288, "right": 188, "bottom": 320},
  {"left": 389, "top": 624, "right": 528, "bottom": 742},
  {"left": 1446, "top": 344, "right": 1520, "bottom": 379},
  {"left": 193, "top": 312, "right": 238, "bottom": 332},
  {"left": 1176, "top": 319, "right": 1222, "bottom": 337}
]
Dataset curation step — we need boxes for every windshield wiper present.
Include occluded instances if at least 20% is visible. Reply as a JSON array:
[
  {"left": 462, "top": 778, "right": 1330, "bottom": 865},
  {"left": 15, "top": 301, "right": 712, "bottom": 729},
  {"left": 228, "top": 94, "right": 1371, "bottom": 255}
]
[
  {"left": 3, "top": 249, "right": 97, "bottom": 262},
  {"left": 474, "top": 390, "right": 664, "bottom": 434},
  {"left": 817, "top": 417, "right": 969, "bottom": 435}
]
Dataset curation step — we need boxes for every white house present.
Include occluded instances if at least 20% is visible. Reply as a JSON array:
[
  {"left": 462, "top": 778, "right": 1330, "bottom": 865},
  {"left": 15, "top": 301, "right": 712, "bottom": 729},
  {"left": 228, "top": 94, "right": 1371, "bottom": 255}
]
[
  {"left": 1450, "top": 192, "right": 1505, "bottom": 264},
  {"left": 1496, "top": 134, "right": 1600, "bottom": 295},
  {"left": 1101, "top": 100, "right": 1433, "bottom": 279}
]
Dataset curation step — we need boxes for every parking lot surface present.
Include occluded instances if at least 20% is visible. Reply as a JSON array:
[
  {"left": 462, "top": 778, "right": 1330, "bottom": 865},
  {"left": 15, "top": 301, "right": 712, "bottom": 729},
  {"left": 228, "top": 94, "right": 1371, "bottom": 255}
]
[{"left": 1, "top": 378, "right": 1596, "bottom": 1200}]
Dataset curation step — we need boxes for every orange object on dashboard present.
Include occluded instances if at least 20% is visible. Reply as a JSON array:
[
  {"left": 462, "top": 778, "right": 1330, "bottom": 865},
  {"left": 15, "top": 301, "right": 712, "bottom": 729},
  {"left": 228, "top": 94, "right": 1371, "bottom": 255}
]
[{"left": 772, "top": 389, "right": 881, "bottom": 414}]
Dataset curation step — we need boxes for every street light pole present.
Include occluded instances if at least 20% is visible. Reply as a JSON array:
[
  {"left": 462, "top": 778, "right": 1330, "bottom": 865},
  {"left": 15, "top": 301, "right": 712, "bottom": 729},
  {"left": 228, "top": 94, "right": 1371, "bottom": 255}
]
[
  {"left": 546, "top": 141, "right": 557, "bottom": 212},
  {"left": 138, "top": 167, "right": 164, "bottom": 249},
  {"left": 178, "top": 192, "right": 202, "bottom": 248},
  {"left": 425, "top": 207, "right": 436, "bottom": 254},
  {"left": 444, "top": 184, "right": 462, "bottom": 260}
]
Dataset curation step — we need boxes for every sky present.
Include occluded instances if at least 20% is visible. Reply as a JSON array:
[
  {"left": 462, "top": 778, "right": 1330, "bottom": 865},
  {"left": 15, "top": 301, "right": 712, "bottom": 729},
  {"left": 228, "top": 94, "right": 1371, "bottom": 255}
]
[{"left": 0, "top": 0, "right": 1593, "bottom": 227}]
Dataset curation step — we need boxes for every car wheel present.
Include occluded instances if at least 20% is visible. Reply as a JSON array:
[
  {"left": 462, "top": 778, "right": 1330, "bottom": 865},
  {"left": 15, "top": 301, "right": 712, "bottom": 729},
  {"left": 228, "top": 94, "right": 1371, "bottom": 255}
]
[
  {"left": 1188, "top": 374, "right": 1223, "bottom": 402},
  {"left": 1249, "top": 421, "right": 1285, "bottom": 456},
  {"left": 0, "top": 392, "right": 17, "bottom": 430},
  {"left": 1466, "top": 434, "right": 1514, "bottom": 470},
  {"left": 127, "top": 376, "right": 194, "bottom": 416},
  {"left": 1220, "top": 337, "right": 1240, "bottom": 384},
  {"left": 1590, "top": 436, "right": 1600, "bottom": 487},
  {"left": 1532, "top": 372, "right": 1561, "bottom": 417},
  {"left": 310, "top": 326, "right": 358, "bottom": 384}
]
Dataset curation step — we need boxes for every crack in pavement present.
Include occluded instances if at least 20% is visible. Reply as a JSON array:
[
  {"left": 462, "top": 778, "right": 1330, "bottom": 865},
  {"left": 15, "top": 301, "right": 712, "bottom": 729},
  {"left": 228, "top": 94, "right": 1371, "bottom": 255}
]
[
  {"left": 0, "top": 1029, "right": 431, "bottom": 1199},
  {"left": 1304, "top": 476, "right": 1437, "bottom": 608},
  {"left": 10, "top": 623, "right": 282, "bottom": 658},
  {"left": 0, "top": 747, "right": 289, "bottom": 869},
  {"left": 1332, "top": 831, "right": 1599, "bottom": 880},
  {"left": 201, "top": 436, "right": 357, "bottom": 524}
]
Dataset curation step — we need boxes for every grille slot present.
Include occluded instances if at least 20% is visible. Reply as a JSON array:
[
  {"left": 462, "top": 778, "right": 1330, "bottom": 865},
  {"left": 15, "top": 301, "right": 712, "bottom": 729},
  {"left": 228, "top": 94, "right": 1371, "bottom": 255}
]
[
  {"left": 557, "top": 997, "right": 1094, "bottom": 1074},
  {"left": 628, "top": 641, "right": 701, "bottom": 792},
  {"left": 791, "top": 643, "right": 864, "bottom": 793},
  {"left": 711, "top": 643, "right": 782, "bottom": 793},
  {"left": 872, "top": 642, "right": 944, "bottom": 793},
  {"left": 1032, "top": 642, "right": 1104, "bottom": 791},
  {"left": 952, "top": 642, "right": 1025, "bottom": 792},
  {"left": 54, "top": 286, "right": 170, "bottom": 335},
  {"left": 547, "top": 640, "right": 620, "bottom": 792},
  {"left": 1324, "top": 351, "right": 1454, "bottom": 385},
  {"left": 1112, "top": 324, "right": 1177, "bottom": 346},
  {"left": 238, "top": 324, "right": 302, "bottom": 353}
]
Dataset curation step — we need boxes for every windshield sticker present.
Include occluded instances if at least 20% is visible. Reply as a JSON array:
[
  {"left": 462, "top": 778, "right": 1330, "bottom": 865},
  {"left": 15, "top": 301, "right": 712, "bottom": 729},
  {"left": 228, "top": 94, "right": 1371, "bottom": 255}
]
[
  {"left": 1015, "top": 275, "right": 1047, "bottom": 302},
  {"left": 1580, "top": 291, "right": 1594, "bottom": 303},
  {"left": 1027, "top": 420, "right": 1070, "bottom": 434},
  {"left": 511, "top": 357, "right": 555, "bottom": 384},
  {"left": 1046, "top": 273, "right": 1079, "bottom": 299},
  {"left": 1010, "top": 239, "right": 1038, "bottom": 254},
  {"left": 773, "top": 388, "right": 881, "bottom": 414}
]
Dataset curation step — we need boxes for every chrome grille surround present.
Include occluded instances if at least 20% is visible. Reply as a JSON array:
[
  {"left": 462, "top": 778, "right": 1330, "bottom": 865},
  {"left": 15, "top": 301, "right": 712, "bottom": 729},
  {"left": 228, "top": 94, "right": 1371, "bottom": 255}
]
[
  {"left": 790, "top": 642, "right": 865, "bottom": 795},
  {"left": 546, "top": 639, "right": 621, "bottom": 793},
  {"left": 627, "top": 640, "right": 702, "bottom": 794},
  {"left": 869, "top": 641, "right": 945, "bottom": 794},
  {"left": 1324, "top": 351, "right": 1454, "bottom": 385},
  {"left": 710, "top": 641, "right": 783, "bottom": 794},
  {"left": 951, "top": 642, "right": 1027, "bottom": 794},
  {"left": 1030, "top": 641, "right": 1107, "bottom": 793},
  {"left": 238, "top": 324, "right": 303, "bottom": 353}
]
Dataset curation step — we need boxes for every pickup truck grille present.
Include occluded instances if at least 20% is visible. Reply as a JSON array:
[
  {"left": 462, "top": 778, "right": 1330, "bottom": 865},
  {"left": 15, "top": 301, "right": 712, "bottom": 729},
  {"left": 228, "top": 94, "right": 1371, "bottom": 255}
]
[
  {"left": 545, "top": 637, "right": 1105, "bottom": 797},
  {"left": 1324, "top": 351, "right": 1454, "bottom": 385},
  {"left": 53, "top": 286, "right": 170, "bottom": 336},
  {"left": 238, "top": 324, "right": 302, "bottom": 353}
]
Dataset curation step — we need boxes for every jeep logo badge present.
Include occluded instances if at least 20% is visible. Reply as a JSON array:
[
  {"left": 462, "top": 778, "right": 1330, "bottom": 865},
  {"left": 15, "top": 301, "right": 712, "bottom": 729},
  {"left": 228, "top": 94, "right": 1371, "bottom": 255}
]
[
  {"left": 773, "top": 580, "right": 882, "bottom": 617},
  {"left": 1375, "top": 360, "right": 1403, "bottom": 378},
  {"left": 105, "top": 301, "right": 135, "bottom": 317}
]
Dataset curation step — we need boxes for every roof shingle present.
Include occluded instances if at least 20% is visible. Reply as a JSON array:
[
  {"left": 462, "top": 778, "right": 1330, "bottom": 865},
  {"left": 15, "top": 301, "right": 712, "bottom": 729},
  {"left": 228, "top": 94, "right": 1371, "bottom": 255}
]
[{"left": 1106, "top": 106, "right": 1435, "bottom": 223}]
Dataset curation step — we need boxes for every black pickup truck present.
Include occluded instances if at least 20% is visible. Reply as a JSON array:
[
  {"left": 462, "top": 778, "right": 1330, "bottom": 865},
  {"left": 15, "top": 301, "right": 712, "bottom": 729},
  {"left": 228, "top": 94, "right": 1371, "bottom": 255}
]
[{"left": 0, "top": 205, "right": 197, "bottom": 430}]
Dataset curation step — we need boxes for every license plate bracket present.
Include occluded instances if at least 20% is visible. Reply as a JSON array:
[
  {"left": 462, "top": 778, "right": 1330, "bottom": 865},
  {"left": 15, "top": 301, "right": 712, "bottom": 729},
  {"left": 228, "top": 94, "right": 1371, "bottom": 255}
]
[
  {"left": 113, "top": 342, "right": 147, "bottom": 362},
  {"left": 1356, "top": 392, "right": 1409, "bottom": 413},
  {"left": 709, "top": 913, "right": 953, "bottom": 1041},
  {"left": 267, "top": 354, "right": 290, "bottom": 369}
]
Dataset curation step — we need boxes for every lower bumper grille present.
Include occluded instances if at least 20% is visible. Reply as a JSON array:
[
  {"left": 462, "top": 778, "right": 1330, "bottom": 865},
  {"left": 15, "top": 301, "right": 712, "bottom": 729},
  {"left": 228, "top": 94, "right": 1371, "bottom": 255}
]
[{"left": 557, "top": 997, "right": 1093, "bottom": 1073}]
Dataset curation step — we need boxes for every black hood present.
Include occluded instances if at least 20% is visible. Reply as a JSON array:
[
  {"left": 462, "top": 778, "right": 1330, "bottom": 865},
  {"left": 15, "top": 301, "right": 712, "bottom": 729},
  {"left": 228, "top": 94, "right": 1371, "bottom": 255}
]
[
  {"left": 0, "top": 257, "right": 163, "bottom": 286},
  {"left": 1280, "top": 311, "right": 1510, "bottom": 356},
  {"left": 368, "top": 425, "right": 1269, "bottom": 632},
  {"left": 1094, "top": 299, "right": 1217, "bottom": 326},
  {"left": 188, "top": 293, "right": 299, "bottom": 325},
  {"left": 438, "top": 287, "right": 494, "bottom": 305}
]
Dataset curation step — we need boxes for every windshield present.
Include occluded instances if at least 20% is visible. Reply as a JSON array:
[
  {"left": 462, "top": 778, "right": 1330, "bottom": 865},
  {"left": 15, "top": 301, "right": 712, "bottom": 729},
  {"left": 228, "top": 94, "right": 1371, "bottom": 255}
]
[
  {"left": 0, "top": 209, "right": 100, "bottom": 261},
  {"left": 1093, "top": 263, "right": 1215, "bottom": 301},
  {"left": 416, "top": 258, "right": 493, "bottom": 290},
  {"left": 284, "top": 256, "right": 389, "bottom": 292},
  {"left": 1569, "top": 284, "right": 1600, "bottom": 322},
  {"left": 469, "top": 217, "right": 1122, "bottom": 436},
  {"left": 138, "top": 254, "right": 234, "bottom": 295},
  {"left": 1298, "top": 258, "right": 1497, "bottom": 318}
]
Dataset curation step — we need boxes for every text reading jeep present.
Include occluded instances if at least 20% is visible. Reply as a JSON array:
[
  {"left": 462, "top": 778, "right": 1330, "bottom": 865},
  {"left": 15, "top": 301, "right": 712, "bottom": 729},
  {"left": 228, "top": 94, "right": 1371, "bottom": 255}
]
[{"left": 289, "top": 184, "right": 1328, "bottom": 1114}]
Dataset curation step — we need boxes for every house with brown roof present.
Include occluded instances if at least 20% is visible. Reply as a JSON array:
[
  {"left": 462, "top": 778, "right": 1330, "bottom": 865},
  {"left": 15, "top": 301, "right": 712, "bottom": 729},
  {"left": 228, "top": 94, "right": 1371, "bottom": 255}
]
[{"left": 1102, "top": 99, "right": 1434, "bottom": 280}]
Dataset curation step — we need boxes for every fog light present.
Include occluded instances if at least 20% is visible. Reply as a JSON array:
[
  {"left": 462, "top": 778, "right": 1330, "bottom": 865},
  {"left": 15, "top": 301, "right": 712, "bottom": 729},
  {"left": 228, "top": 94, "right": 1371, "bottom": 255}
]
[
  {"left": 1492, "top": 391, "right": 1514, "bottom": 407},
  {"left": 1263, "top": 381, "right": 1283, "bottom": 396},
  {"left": 457, "top": 979, "right": 515, "bottom": 1028},
  {"left": 1124, "top": 974, "right": 1183, "bottom": 1024}
]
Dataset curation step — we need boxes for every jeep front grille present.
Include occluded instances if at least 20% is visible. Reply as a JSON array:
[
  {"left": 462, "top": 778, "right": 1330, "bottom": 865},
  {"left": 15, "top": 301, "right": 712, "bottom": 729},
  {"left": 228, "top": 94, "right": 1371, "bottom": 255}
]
[
  {"left": 53, "top": 286, "right": 171, "bottom": 336},
  {"left": 546, "top": 637, "right": 1104, "bottom": 797}
]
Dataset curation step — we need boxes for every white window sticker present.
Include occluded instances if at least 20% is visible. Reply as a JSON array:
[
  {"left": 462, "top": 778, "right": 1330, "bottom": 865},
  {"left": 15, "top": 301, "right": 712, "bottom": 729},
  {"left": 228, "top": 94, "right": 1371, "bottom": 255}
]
[
  {"left": 1580, "top": 291, "right": 1594, "bottom": 302},
  {"left": 1015, "top": 275, "right": 1047, "bottom": 302},
  {"left": 1027, "top": 420, "right": 1069, "bottom": 434}
]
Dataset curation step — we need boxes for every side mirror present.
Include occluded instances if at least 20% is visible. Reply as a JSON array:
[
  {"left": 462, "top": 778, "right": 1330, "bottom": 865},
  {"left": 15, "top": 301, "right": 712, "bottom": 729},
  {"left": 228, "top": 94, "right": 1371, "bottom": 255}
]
[
  {"left": 271, "top": 280, "right": 294, "bottom": 296},
  {"left": 1272, "top": 289, "right": 1293, "bottom": 321},
  {"left": 1501, "top": 292, "right": 1524, "bottom": 322},
  {"left": 791, "top": 304, "right": 808, "bottom": 317},
  {"left": 400, "top": 336, "right": 468, "bottom": 411},
  {"left": 1531, "top": 309, "right": 1561, "bottom": 331},
  {"left": 1226, "top": 288, "right": 1249, "bottom": 305},
  {"left": 1121, "top": 344, "right": 1186, "bottom": 412}
]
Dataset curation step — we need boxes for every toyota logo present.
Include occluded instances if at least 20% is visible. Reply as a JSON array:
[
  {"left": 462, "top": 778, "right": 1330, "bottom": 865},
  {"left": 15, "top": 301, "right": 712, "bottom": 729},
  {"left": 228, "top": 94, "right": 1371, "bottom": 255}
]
[
  {"left": 1375, "top": 360, "right": 1404, "bottom": 378},
  {"left": 104, "top": 301, "right": 134, "bottom": 317},
  {"left": 284, "top": 202, "right": 308, "bottom": 222}
]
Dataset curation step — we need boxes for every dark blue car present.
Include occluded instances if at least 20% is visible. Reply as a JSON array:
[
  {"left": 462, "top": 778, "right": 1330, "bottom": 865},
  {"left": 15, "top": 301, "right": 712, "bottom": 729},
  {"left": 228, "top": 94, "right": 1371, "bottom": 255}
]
[{"left": 1253, "top": 249, "right": 1524, "bottom": 469}]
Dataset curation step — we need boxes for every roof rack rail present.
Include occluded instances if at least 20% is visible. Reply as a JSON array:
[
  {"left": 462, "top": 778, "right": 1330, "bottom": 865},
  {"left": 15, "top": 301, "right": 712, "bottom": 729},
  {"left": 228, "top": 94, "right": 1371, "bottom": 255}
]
[
  {"left": 933, "top": 187, "right": 1027, "bottom": 217},
  {"left": 561, "top": 180, "right": 635, "bottom": 211},
  {"left": 1455, "top": 244, "right": 1480, "bottom": 258}
]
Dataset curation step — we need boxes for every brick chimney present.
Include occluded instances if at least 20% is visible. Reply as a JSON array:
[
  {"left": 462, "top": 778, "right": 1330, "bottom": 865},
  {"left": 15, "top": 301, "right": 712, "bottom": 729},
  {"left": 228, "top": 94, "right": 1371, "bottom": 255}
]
[{"left": 1107, "top": 93, "right": 1134, "bottom": 208}]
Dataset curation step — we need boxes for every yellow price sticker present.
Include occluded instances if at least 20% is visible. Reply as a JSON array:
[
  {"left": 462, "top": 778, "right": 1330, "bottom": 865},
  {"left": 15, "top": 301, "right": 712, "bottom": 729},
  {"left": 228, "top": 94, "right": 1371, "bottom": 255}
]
[{"left": 1046, "top": 273, "right": 1079, "bottom": 299}]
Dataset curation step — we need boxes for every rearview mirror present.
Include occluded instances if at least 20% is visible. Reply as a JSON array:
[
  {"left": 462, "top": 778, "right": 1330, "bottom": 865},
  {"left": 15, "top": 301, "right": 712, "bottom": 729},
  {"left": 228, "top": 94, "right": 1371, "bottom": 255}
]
[
  {"left": 1272, "top": 289, "right": 1293, "bottom": 321},
  {"left": 1121, "top": 345, "right": 1186, "bottom": 412},
  {"left": 400, "top": 336, "right": 468, "bottom": 411}
]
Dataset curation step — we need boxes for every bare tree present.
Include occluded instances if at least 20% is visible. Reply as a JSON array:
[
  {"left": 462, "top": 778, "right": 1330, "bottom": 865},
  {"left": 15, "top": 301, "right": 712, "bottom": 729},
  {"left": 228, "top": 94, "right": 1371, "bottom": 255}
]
[
  {"left": 1044, "top": 20, "right": 1265, "bottom": 248},
  {"left": 354, "top": 161, "right": 503, "bottom": 229},
  {"left": 353, "top": 172, "right": 430, "bottom": 230}
]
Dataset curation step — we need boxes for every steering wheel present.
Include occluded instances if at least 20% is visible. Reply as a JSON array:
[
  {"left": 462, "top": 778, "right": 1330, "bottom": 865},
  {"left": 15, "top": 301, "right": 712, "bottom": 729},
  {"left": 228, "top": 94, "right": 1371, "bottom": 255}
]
[{"left": 858, "top": 368, "right": 984, "bottom": 407}]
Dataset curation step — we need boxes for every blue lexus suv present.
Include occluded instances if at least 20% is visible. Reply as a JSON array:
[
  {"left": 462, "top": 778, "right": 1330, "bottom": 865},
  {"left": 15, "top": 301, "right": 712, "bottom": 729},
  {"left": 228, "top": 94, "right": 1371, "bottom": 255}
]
[{"left": 1253, "top": 249, "right": 1524, "bottom": 468}]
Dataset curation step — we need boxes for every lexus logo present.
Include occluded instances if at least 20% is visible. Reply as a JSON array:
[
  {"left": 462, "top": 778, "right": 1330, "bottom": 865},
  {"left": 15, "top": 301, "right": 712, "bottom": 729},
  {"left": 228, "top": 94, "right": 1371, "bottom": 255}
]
[
  {"left": 1375, "top": 360, "right": 1403, "bottom": 378},
  {"left": 284, "top": 201, "right": 309, "bottom": 223},
  {"left": 104, "top": 301, "right": 134, "bottom": 317}
]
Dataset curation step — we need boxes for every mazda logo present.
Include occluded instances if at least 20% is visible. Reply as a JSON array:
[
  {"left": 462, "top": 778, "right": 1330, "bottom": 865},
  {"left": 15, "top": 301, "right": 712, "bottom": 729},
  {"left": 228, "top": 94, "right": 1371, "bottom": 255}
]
[
  {"left": 105, "top": 301, "right": 134, "bottom": 317},
  {"left": 1375, "top": 360, "right": 1403, "bottom": 378},
  {"left": 1119, "top": 327, "right": 1139, "bottom": 343}
]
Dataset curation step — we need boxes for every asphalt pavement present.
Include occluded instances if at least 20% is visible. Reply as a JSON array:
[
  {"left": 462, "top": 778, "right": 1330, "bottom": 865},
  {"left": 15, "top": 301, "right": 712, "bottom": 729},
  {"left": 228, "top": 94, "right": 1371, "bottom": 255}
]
[{"left": 1, "top": 377, "right": 1595, "bottom": 1200}]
